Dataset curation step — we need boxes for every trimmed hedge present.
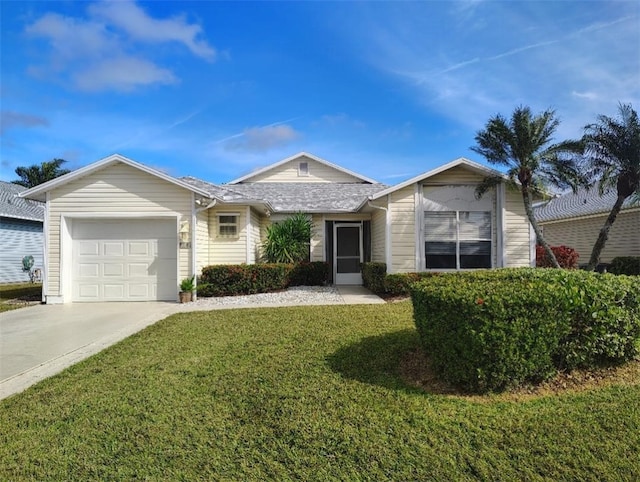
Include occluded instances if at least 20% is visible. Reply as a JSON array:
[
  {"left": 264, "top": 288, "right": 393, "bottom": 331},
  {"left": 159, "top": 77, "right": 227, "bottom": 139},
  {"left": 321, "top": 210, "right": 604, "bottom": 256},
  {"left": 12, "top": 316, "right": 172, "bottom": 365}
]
[
  {"left": 198, "top": 262, "right": 329, "bottom": 297},
  {"left": 362, "top": 262, "right": 387, "bottom": 294},
  {"left": 411, "top": 269, "right": 640, "bottom": 393},
  {"left": 609, "top": 256, "right": 640, "bottom": 276},
  {"left": 536, "top": 245, "right": 579, "bottom": 269}
]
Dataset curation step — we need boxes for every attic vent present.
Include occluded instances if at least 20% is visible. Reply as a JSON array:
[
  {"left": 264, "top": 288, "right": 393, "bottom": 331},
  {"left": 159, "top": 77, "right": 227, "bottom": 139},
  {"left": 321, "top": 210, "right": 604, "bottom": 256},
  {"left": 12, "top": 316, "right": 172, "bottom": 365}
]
[{"left": 298, "top": 161, "right": 309, "bottom": 177}]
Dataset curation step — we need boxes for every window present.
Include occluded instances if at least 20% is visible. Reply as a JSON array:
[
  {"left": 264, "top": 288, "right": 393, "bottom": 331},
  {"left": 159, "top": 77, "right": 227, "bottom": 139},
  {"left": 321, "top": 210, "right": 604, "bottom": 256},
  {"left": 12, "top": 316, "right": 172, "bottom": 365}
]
[
  {"left": 424, "top": 211, "right": 491, "bottom": 269},
  {"left": 298, "top": 161, "right": 309, "bottom": 177},
  {"left": 217, "top": 214, "right": 239, "bottom": 237}
]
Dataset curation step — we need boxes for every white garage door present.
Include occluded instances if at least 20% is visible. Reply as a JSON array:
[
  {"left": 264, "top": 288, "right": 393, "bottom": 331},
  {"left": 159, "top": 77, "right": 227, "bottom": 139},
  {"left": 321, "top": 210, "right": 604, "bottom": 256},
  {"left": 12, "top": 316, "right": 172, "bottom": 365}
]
[{"left": 72, "top": 219, "right": 177, "bottom": 302}]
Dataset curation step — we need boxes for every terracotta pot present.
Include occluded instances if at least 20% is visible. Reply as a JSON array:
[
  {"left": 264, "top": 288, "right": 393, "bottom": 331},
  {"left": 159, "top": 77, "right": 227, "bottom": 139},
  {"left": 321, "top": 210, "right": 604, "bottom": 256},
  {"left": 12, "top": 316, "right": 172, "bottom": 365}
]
[{"left": 179, "top": 291, "right": 192, "bottom": 303}]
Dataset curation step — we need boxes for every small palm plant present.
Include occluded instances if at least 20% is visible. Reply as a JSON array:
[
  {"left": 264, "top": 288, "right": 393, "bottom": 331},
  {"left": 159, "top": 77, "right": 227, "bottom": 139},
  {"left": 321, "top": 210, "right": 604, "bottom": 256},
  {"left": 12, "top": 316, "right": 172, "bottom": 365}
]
[{"left": 263, "top": 213, "right": 312, "bottom": 263}]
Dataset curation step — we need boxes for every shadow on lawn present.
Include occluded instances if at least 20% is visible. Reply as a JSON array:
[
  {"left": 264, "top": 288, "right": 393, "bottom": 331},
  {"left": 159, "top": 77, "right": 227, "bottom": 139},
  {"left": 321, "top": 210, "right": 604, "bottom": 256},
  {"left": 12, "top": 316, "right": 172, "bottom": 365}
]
[{"left": 326, "top": 328, "right": 424, "bottom": 393}]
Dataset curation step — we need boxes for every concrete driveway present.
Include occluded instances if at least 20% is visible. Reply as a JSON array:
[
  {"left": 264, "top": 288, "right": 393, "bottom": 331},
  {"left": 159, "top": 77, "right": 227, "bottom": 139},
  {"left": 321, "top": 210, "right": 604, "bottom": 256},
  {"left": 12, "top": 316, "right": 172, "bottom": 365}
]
[{"left": 0, "top": 302, "right": 177, "bottom": 400}]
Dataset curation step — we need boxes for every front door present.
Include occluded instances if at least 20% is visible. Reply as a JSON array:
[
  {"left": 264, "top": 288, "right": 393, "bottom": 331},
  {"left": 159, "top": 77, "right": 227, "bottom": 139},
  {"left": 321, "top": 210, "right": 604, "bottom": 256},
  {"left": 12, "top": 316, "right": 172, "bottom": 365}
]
[{"left": 334, "top": 223, "right": 363, "bottom": 285}]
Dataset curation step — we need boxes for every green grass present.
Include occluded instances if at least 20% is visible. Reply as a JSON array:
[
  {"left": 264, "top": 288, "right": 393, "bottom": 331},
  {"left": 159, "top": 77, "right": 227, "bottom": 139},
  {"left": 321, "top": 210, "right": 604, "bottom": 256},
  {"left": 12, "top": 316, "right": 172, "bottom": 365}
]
[
  {"left": 0, "top": 282, "right": 41, "bottom": 312},
  {"left": 1, "top": 302, "right": 639, "bottom": 480}
]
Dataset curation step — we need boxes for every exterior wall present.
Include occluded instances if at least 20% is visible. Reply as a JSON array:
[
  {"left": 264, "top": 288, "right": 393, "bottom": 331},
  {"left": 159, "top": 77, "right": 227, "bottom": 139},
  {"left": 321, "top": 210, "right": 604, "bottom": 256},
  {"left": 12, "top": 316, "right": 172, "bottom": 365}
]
[
  {"left": 503, "top": 187, "right": 532, "bottom": 267},
  {"left": 541, "top": 209, "right": 640, "bottom": 264},
  {"left": 370, "top": 205, "right": 386, "bottom": 264},
  {"left": 389, "top": 185, "right": 416, "bottom": 273},
  {"left": 249, "top": 208, "right": 262, "bottom": 263},
  {"left": 244, "top": 156, "right": 363, "bottom": 183},
  {"left": 47, "top": 162, "right": 192, "bottom": 300},
  {"left": 195, "top": 209, "right": 210, "bottom": 273},
  {"left": 424, "top": 166, "right": 486, "bottom": 185},
  {"left": 208, "top": 206, "right": 248, "bottom": 264},
  {"left": 0, "top": 218, "right": 44, "bottom": 283},
  {"left": 311, "top": 214, "right": 324, "bottom": 262}
]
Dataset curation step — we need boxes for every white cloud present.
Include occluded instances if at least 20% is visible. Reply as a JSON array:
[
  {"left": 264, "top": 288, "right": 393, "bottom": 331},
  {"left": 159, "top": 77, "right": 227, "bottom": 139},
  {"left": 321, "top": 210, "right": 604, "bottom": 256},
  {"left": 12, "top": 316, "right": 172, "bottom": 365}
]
[
  {"left": 572, "top": 91, "right": 598, "bottom": 101},
  {"left": 73, "top": 57, "right": 178, "bottom": 92},
  {"left": 0, "top": 111, "right": 49, "bottom": 135},
  {"left": 24, "top": 1, "right": 216, "bottom": 93},
  {"left": 88, "top": 1, "right": 215, "bottom": 61},
  {"left": 224, "top": 125, "right": 301, "bottom": 152}
]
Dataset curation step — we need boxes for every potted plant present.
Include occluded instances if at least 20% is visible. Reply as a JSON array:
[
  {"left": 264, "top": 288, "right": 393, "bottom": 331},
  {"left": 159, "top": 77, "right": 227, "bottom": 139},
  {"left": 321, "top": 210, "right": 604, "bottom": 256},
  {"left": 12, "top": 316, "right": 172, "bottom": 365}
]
[{"left": 179, "top": 275, "right": 195, "bottom": 303}]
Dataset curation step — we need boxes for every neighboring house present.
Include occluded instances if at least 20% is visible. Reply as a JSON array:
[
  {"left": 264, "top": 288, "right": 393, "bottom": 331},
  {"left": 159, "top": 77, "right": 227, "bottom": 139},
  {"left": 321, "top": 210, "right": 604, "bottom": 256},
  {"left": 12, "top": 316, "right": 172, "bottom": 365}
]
[
  {"left": 536, "top": 188, "right": 640, "bottom": 264},
  {"left": 20, "top": 152, "right": 534, "bottom": 304},
  {"left": 0, "top": 181, "right": 45, "bottom": 284}
]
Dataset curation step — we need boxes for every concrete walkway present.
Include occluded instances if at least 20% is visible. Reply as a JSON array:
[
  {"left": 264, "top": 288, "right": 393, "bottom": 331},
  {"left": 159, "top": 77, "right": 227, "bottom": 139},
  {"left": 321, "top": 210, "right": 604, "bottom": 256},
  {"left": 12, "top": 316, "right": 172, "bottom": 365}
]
[{"left": 0, "top": 286, "right": 383, "bottom": 401}]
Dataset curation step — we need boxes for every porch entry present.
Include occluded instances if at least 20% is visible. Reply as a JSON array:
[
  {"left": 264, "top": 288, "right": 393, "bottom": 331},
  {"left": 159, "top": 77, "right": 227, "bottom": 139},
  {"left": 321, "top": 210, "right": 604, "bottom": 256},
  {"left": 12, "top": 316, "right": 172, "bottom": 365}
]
[{"left": 325, "top": 220, "right": 371, "bottom": 285}]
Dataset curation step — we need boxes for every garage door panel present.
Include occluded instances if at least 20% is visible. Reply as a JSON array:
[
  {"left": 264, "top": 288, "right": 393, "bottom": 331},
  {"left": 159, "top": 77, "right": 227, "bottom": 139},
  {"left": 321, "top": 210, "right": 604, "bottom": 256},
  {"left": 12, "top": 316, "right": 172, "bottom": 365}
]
[{"left": 72, "top": 219, "right": 177, "bottom": 302}]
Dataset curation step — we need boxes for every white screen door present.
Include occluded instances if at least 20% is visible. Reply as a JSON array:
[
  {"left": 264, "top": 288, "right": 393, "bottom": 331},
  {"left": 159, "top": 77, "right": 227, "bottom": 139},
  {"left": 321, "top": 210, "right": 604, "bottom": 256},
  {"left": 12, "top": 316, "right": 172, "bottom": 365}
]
[{"left": 334, "top": 223, "right": 363, "bottom": 285}]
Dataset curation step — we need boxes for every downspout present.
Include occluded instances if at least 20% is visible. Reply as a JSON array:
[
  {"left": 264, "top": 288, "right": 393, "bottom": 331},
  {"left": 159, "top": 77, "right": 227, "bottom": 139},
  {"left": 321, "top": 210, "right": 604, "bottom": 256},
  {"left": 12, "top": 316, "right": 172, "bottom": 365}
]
[
  {"left": 193, "top": 198, "right": 218, "bottom": 300},
  {"left": 367, "top": 200, "right": 390, "bottom": 273},
  {"left": 43, "top": 192, "right": 49, "bottom": 303}
]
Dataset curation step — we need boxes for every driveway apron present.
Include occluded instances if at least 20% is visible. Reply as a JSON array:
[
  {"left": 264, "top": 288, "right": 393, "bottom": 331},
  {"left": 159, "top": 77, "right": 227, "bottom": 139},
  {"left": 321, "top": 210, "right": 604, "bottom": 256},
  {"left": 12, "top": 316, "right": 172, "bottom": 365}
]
[{"left": 0, "top": 302, "right": 176, "bottom": 400}]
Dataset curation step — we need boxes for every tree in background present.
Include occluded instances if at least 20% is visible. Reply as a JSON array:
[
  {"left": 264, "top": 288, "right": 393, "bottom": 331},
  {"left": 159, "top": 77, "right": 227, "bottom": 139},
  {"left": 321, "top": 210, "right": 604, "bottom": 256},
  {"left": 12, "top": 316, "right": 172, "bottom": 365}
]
[
  {"left": 12, "top": 159, "right": 70, "bottom": 188},
  {"left": 262, "top": 213, "right": 312, "bottom": 263},
  {"left": 471, "top": 106, "right": 585, "bottom": 268},
  {"left": 582, "top": 103, "right": 640, "bottom": 271}
]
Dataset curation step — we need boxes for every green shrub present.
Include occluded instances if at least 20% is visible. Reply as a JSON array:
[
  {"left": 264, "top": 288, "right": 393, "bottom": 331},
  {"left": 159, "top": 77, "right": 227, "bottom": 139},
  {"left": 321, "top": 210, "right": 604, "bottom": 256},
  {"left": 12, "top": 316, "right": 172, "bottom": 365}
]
[
  {"left": 384, "top": 272, "right": 442, "bottom": 296},
  {"left": 262, "top": 213, "right": 312, "bottom": 263},
  {"left": 411, "top": 268, "right": 640, "bottom": 393},
  {"left": 609, "top": 257, "right": 640, "bottom": 275},
  {"left": 361, "top": 262, "right": 387, "bottom": 294},
  {"left": 288, "top": 262, "right": 329, "bottom": 286},
  {"left": 411, "top": 270, "right": 570, "bottom": 393},
  {"left": 554, "top": 272, "right": 640, "bottom": 369},
  {"left": 199, "top": 264, "right": 290, "bottom": 297}
]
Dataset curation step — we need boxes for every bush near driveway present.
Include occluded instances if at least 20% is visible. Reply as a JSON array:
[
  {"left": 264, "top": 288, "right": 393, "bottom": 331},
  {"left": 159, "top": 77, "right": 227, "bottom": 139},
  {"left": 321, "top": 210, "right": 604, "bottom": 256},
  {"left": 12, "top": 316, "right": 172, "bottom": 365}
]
[
  {"left": 198, "top": 261, "right": 329, "bottom": 297},
  {"left": 411, "top": 269, "right": 640, "bottom": 393}
]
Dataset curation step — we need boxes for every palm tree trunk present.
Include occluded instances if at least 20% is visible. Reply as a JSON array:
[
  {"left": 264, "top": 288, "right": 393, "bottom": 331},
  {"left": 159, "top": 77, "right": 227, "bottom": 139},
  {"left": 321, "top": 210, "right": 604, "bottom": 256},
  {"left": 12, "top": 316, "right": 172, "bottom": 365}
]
[
  {"left": 522, "top": 188, "right": 560, "bottom": 268},
  {"left": 586, "top": 194, "right": 627, "bottom": 271}
]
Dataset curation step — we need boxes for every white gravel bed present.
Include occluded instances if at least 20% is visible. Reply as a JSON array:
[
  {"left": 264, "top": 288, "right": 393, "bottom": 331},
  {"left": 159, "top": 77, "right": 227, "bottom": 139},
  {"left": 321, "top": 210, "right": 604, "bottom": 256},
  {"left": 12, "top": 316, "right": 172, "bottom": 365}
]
[{"left": 179, "top": 286, "right": 344, "bottom": 310}]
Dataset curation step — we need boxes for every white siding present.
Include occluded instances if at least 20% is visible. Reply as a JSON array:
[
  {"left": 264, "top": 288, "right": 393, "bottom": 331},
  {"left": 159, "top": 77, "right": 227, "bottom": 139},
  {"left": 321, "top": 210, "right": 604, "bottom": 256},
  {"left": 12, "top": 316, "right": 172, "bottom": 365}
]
[
  {"left": 195, "top": 209, "right": 209, "bottom": 273},
  {"left": 249, "top": 208, "right": 262, "bottom": 263},
  {"left": 245, "top": 156, "right": 364, "bottom": 183},
  {"left": 503, "top": 187, "right": 532, "bottom": 267},
  {"left": 47, "top": 162, "right": 192, "bottom": 300},
  {"left": 371, "top": 207, "right": 386, "bottom": 264},
  {"left": 311, "top": 214, "right": 324, "bottom": 262},
  {"left": 541, "top": 209, "right": 640, "bottom": 264},
  {"left": 423, "top": 166, "right": 486, "bottom": 185},
  {"left": 208, "top": 207, "right": 248, "bottom": 264},
  {"left": 389, "top": 185, "right": 416, "bottom": 273}
]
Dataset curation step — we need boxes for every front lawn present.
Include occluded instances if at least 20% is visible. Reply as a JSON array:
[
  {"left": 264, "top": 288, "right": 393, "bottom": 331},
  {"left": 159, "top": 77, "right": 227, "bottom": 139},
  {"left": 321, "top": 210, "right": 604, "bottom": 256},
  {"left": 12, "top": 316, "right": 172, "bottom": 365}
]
[
  {"left": 1, "top": 303, "right": 639, "bottom": 480},
  {"left": 0, "top": 282, "right": 41, "bottom": 312}
]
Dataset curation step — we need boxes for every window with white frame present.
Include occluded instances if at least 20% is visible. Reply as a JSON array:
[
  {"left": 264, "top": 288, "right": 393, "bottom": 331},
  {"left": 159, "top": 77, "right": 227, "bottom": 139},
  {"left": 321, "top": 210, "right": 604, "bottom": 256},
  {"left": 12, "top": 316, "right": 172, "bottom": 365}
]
[
  {"left": 217, "top": 213, "right": 239, "bottom": 237},
  {"left": 424, "top": 211, "right": 491, "bottom": 269}
]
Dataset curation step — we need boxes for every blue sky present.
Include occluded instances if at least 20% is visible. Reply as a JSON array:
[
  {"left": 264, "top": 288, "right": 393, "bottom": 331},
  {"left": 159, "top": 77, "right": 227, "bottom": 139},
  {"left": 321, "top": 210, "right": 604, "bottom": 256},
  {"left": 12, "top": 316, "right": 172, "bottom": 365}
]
[{"left": 1, "top": 1, "right": 638, "bottom": 185}]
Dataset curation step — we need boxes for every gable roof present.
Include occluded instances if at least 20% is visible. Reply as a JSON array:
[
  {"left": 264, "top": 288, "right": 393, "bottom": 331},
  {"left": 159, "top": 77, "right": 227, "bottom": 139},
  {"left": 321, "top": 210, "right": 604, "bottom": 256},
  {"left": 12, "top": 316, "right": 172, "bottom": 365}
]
[
  {"left": 369, "top": 157, "right": 509, "bottom": 200},
  {"left": 535, "top": 187, "right": 640, "bottom": 223},
  {"left": 0, "top": 181, "right": 44, "bottom": 222},
  {"left": 182, "top": 176, "right": 387, "bottom": 213},
  {"left": 19, "top": 153, "right": 216, "bottom": 202},
  {"left": 227, "top": 152, "right": 378, "bottom": 184}
]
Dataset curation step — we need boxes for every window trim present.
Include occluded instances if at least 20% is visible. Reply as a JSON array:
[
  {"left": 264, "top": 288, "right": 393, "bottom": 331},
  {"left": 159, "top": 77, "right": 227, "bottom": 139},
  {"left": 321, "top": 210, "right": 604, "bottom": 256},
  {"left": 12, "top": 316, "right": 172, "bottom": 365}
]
[
  {"left": 423, "top": 210, "right": 492, "bottom": 270},
  {"left": 298, "top": 161, "right": 309, "bottom": 177},
  {"left": 217, "top": 212, "right": 240, "bottom": 238}
]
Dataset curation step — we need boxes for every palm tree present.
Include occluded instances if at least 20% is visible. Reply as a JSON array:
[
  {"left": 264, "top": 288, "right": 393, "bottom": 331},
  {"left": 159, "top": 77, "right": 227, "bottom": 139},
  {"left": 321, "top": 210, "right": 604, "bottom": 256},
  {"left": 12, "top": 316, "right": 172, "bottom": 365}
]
[
  {"left": 471, "top": 106, "right": 585, "bottom": 268},
  {"left": 583, "top": 103, "right": 640, "bottom": 271},
  {"left": 12, "top": 158, "right": 71, "bottom": 188}
]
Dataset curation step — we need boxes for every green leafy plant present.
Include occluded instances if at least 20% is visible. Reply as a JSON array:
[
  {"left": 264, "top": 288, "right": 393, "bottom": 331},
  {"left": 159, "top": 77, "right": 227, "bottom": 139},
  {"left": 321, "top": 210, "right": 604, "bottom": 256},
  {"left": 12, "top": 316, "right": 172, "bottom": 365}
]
[
  {"left": 609, "top": 256, "right": 640, "bottom": 275},
  {"left": 180, "top": 276, "right": 195, "bottom": 292},
  {"left": 263, "top": 213, "right": 312, "bottom": 263}
]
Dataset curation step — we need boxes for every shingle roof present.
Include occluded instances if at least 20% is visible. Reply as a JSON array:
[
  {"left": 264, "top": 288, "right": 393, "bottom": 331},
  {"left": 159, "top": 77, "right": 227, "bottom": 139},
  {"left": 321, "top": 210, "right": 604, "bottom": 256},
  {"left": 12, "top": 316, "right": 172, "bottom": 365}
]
[
  {"left": 181, "top": 177, "right": 388, "bottom": 212},
  {"left": 535, "top": 187, "right": 639, "bottom": 222},
  {"left": 0, "top": 181, "right": 44, "bottom": 222}
]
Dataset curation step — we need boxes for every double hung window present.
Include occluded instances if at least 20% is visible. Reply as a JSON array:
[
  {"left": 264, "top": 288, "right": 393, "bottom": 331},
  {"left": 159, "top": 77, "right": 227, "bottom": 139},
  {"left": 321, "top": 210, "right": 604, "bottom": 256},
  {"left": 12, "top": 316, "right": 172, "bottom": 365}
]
[{"left": 424, "top": 211, "right": 491, "bottom": 269}]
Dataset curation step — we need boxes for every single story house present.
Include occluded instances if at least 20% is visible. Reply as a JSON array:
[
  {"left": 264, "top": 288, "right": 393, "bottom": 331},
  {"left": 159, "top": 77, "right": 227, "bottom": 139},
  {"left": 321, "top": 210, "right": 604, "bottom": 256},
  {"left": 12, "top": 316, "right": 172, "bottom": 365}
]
[
  {"left": 0, "top": 181, "right": 44, "bottom": 283},
  {"left": 20, "top": 152, "right": 534, "bottom": 303},
  {"left": 536, "top": 187, "right": 640, "bottom": 264}
]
